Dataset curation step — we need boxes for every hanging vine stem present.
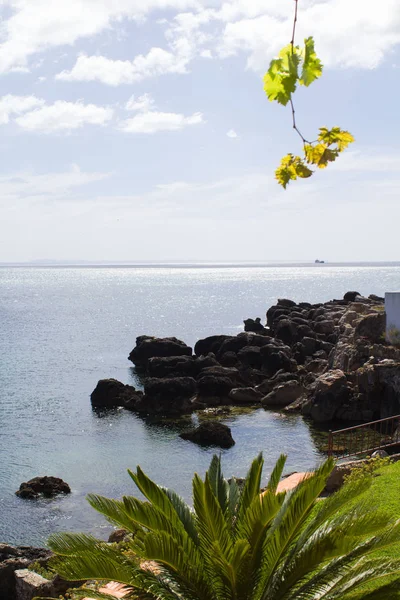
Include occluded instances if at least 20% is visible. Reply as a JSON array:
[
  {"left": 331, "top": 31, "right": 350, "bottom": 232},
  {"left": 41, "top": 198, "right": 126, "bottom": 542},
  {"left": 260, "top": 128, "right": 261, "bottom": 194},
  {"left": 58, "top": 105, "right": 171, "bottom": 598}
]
[
  {"left": 263, "top": 0, "right": 355, "bottom": 187},
  {"left": 289, "top": 0, "right": 311, "bottom": 146}
]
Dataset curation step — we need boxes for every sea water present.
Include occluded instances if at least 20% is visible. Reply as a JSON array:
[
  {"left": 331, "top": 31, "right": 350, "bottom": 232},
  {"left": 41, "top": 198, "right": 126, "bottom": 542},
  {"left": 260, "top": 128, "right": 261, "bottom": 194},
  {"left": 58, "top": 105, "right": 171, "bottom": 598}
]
[{"left": 1, "top": 263, "right": 399, "bottom": 545}]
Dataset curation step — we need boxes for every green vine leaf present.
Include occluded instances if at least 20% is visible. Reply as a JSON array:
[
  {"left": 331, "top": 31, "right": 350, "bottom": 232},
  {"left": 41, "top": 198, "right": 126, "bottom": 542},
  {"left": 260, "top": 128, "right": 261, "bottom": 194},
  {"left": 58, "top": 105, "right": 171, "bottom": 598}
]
[
  {"left": 318, "top": 127, "right": 355, "bottom": 151},
  {"left": 304, "top": 143, "right": 339, "bottom": 168},
  {"left": 263, "top": 44, "right": 300, "bottom": 106},
  {"left": 275, "top": 154, "right": 313, "bottom": 188},
  {"left": 300, "top": 36, "right": 323, "bottom": 86},
  {"left": 266, "top": 1, "right": 355, "bottom": 188}
]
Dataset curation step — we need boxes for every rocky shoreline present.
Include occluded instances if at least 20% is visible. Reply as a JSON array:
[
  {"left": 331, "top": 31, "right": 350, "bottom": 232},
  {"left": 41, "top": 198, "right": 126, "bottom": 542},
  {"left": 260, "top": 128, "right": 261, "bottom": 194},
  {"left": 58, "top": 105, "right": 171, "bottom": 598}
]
[{"left": 91, "top": 291, "right": 399, "bottom": 427}]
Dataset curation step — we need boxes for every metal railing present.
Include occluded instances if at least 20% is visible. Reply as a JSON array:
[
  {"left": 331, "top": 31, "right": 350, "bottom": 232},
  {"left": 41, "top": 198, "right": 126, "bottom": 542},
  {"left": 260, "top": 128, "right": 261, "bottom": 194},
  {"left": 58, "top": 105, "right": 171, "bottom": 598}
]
[{"left": 328, "top": 415, "right": 400, "bottom": 459}]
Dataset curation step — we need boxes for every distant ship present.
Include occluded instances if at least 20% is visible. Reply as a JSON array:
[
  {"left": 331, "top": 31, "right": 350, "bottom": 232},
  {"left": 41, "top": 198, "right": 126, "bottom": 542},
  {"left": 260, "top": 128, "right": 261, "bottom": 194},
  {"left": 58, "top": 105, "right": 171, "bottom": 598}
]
[{"left": 315, "top": 259, "right": 325, "bottom": 264}]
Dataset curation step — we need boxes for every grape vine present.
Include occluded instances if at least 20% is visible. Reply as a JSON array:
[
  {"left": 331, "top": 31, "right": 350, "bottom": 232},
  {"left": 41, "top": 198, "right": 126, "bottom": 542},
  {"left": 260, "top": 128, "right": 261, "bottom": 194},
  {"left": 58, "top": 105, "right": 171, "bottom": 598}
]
[{"left": 264, "top": 0, "right": 354, "bottom": 188}]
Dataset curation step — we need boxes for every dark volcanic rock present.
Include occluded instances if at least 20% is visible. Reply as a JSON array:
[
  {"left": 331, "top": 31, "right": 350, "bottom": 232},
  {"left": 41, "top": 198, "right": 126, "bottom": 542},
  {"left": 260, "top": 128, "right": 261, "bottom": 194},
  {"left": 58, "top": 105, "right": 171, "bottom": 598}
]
[
  {"left": 180, "top": 421, "right": 235, "bottom": 448},
  {"left": 142, "top": 377, "right": 197, "bottom": 415},
  {"left": 194, "top": 335, "right": 231, "bottom": 357},
  {"left": 219, "top": 333, "right": 272, "bottom": 356},
  {"left": 262, "top": 381, "right": 305, "bottom": 408},
  {"left": 219, "top": 351, "right": 238, "bottom": 367},
  {"left": 277, "top": 298, "right": 297, "bottom": 308},
  {"left": 108, "top": 529, "right": 129, "bottom": 543},
  {"left": 91, "top": 378, "right": 142, "bottom": 409},
  {"left": 314, "top": 320, "right": 335, "bottom": 335},
  {"left": 256, "top": 371, "right": 299, "bottom": 396},
  {"left": 229, "top": 387, "right": 263, "bottom": 404},
  {"left": 197, "top": 375, "right": 234, "bottom": 397},
  {"left": 129, "top": 336, "right": 192, "bottom": 367},
  {"left": 260, "top": 344, "right": 293, "bottom": 377},
  {"left": 199, "top": 366, "right": 240, "bottom": 381},
  {"left": 344, "top": 291, "right": 361, "bottom": 302},
  {"left": 305, "top": 358, "right": 328, "bottom": 374},
  {"left": 244, "top": 317, "right": 265, "bottom": 332},
  {"left": 147, "top": 355, "right": 195, "bottom": 378},
  {"left": 369, "top": 294, "right": 384, "bottom": 302},
  {"left": 16, "top": 477, "right": 71, "bottom": 499},
  {"left": 302, "top": 370, "right": 352, "bottom": 422},
  {"left": 274, "top": 319, "right": 298, "bottom": 345},
  {"left": 266, "top": 305, "right": 290, "bottom": 328},
  {"left": 301, "top": 337, "right": 318, "bottom": 356},
  {"left": 237, "top": 346, "right": 263, "bottom": 369}
]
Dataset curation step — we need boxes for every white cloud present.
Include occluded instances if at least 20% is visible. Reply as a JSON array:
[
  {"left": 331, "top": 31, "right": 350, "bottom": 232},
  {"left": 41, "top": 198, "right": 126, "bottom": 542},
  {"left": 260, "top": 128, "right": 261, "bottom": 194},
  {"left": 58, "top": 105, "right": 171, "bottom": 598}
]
[
  {"left": 226, "top": 128, "right": 238, "bottom": 138},
  {"left": 217, "top": 0, "right": 400, "bottom": 71},
  {"left": 125, "top": 93, "right": 155, "bottom": 112},
  {"left": 328, "top": 150, "right": 400, "bottom": 173},
  {"left": 120, "top": 110, "right": 204, "bottom": 133},
  {"left": 56, "top": 45, "right": 192, "bottom": 85},
  {"left": 165, "top": 0, "right": 400, "bottom": 73},
  {"left": 0, "top": 94, "right": 45, "bottom": 124},
  {"left": 15, "top": 100, "right": 113, "bottom": 132},
  {"left": 0, "top": 0, "right": 200, "bottom": 73},
  {"left": 0, "top": 0, "right": 398, "bottom": 77},
  {"left": 0, "top": 165, "right": 110, "bottom": 203}
]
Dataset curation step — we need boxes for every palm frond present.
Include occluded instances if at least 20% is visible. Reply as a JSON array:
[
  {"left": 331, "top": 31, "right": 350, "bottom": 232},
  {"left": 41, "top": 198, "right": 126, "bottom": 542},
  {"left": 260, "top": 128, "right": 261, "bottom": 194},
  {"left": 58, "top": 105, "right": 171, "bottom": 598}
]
[
  {"left": 236, "top": 453, "right": 264, "bottom": 526},
  {"left": 122, "top": 496, "right": 186, "bottom": 540},
  {"left": 270, "top": 506, "right": 392, "bottom": 598},
  {"left": 257, "top": 458, "right": 335, "bottom": 599},
  {"left": 293, "top": 473, "right": 373, "bottom": 550},
  {"left": 49, "top": 553, "right": 136, "bottom": 584},
  {"left": 143, "top": 530, "right": 213, "bottom": 600},
  {"left": 128, "top": 467, "right": 177, "bottom": 522},
  {"left": 65, "top": 589, "right": 130, "bottom": 600},
  {"left": 193, "top": 473, "right": 233, "bottom": 558},
  {"left": 208, "top": 455, "right": 229, "bottom": 516},
  {"left": 265, "top": 454, "right": 287, "bottom": 494},
  {"left": 162, "top": 486, "right": 199, "bottom": 544},
  {"left": 87, "top": 494, "right": 139, "bottom": 533},
  {"left": 325, "top": 557, "right": 400, "bottom": 599},
  {"left": 227, "top": 477, "right": 240, "bottom": 537},
  {"left": 353, "top": 579, "right": 400, "bottom": 599},
  {"left": 48, "top": 532, "right": 109, "bottom": 556}
]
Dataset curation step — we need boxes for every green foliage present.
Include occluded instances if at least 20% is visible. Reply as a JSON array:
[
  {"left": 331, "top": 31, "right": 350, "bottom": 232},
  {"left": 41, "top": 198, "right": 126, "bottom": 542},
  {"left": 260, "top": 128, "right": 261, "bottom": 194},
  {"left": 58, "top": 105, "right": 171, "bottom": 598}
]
[
  {"left": 275, "top": 154, "right": 312, "bottom": 189},
  {"left": 300, "top": 36, "right": 323, "bottom": 86},
  {"left": 263, "top": 37, "right": 321, "bottom": 107},
  {"left": 343, "top": 456, "right": 391, "bottom": 486},
  {"left": 263, "top": 2, "right": 355, "bottom": 188},
  {"left": 263, "top": 44, "right": 301, "bottom": 106},
  {"left": 29, "top": 560, "right": 55, "bottom": 581},
  {"left": 46, "top": 454, "right": 400, "bottom": 600},
  {"left": 386, "top": 326, "right": 400, "bottom": 347}
]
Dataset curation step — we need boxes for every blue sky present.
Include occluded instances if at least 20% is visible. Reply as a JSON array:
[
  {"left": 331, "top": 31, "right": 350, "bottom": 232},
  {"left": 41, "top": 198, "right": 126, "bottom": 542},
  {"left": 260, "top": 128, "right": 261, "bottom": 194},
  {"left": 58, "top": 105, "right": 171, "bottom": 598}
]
[{"left": 0, "top": 0, "right": 399, "bottom": 262}]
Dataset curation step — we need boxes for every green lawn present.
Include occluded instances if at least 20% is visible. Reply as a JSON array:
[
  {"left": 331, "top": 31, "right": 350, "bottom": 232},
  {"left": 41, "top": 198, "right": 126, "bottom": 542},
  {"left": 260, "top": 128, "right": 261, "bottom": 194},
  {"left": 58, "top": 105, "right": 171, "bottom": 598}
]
[{"left": 339, "top": 460, "right": 400, "bottom": 598}]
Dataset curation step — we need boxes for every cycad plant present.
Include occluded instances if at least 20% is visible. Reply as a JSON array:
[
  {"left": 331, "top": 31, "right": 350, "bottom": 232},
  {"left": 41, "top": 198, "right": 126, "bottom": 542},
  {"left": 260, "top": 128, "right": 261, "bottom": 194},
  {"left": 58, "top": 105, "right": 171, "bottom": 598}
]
[{"left": 48, "top": 454, "right": 400, "bottom": 600}]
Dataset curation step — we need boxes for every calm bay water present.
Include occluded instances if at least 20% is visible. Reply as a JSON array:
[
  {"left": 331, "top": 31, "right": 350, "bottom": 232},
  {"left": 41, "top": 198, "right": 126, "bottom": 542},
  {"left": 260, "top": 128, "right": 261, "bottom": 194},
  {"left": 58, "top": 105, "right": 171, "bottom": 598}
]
[{"left": 1, "top": 263, "right": 399, "bottom": 545}]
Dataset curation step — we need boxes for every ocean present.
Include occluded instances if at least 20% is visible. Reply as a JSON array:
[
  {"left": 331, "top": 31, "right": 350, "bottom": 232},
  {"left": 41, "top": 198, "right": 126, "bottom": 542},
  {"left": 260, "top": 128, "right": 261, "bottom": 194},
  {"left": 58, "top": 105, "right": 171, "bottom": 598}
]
[{"left": 1, "top": 263, "right": 399, "bottom": 546}]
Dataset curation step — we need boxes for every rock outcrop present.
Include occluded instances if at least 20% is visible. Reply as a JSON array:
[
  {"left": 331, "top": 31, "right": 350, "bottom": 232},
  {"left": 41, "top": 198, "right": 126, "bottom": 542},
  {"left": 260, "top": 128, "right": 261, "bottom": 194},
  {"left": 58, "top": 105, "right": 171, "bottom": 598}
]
[
  {"left": 16, "top": 477, "right": 71, "bottom": 499},
  {"left": 0, "top": 545, "right": 51, "bottom": 600},
  {"left": 91, "top": 379, "right": 143, "bottom": 409},
  {"left": 92, "top": 290, "right": 400, "bottom": 426},
  {"left": 262, "top": 381, "right": 305, "bottom": 408},
  {"left": 129, "top": 336, "right": 192, "bottom": 369},
  {"left": 140, "top": 377, "right": 197, "bottom": 415},
  {"left": 180, "top": 421, "right": 235, "bottom": 448}
]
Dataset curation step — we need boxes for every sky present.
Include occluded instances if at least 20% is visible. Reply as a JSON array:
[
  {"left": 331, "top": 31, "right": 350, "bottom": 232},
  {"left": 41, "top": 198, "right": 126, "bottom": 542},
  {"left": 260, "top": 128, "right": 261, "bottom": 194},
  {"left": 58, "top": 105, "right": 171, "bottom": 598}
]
[{"left": 0, "top": 0, "right": 399, "bottom": 263}]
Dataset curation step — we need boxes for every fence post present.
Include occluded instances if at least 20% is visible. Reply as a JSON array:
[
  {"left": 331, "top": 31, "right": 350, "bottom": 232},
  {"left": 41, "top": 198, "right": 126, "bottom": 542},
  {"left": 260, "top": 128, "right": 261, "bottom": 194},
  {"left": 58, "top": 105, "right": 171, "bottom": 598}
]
[{"left": 328, "top": 430, "right": 333, "bottom": 457}]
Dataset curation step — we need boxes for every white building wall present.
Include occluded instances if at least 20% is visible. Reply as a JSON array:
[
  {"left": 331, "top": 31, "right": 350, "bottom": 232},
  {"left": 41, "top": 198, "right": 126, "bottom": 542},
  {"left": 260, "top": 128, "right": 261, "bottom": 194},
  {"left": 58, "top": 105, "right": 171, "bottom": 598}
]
[{"left": 385, "top": 292, "right": 400, "bottom": 343}]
